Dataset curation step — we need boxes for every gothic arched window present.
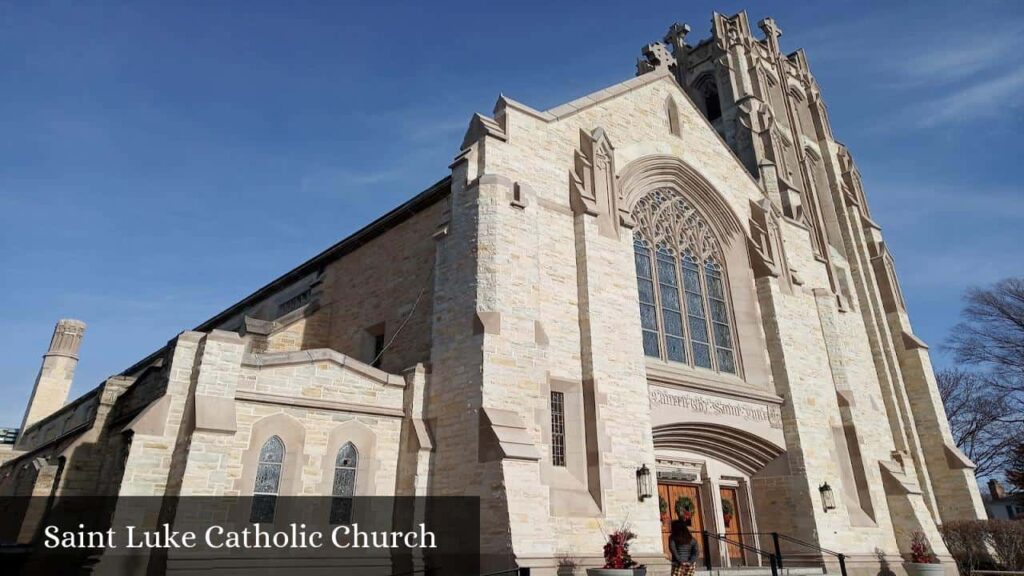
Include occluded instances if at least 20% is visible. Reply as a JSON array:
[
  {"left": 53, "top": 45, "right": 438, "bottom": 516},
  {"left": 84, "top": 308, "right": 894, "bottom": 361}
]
[
  {"left": 632, "top": 189, "right": 738, "bottom": 375},
  {"left": 330, "top": 442, "right": 358, "bottom": 524},
  {"left": 251, "top": 435, "right": 285, "bottom": 523}
]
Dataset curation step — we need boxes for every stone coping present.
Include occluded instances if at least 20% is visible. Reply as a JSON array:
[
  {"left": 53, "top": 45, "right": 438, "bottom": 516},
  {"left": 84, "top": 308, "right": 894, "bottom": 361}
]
[
  {"left": 234, "top": 390, "right": 404, "bottom": 419},
  {"left": 242, "top": 349, "right": 406, "bottom": 388}
]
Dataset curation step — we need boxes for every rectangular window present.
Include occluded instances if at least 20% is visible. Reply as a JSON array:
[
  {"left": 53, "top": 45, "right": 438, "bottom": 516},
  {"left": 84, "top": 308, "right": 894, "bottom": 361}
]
[
  {"left": 551, "top": 391, "right": 566, "bottom": 467},
  {"left": 372, "top": 333, "right": 385, "bottom": 368}
]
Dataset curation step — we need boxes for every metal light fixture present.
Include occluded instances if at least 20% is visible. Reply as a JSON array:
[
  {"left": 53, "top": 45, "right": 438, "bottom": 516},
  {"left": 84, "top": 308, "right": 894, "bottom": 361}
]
[
  {"left": 819, "top": 482, "right": 836, "bottom": 512},
  {"left": 636, "top": 464, "right": 653, "bottom": 501}
]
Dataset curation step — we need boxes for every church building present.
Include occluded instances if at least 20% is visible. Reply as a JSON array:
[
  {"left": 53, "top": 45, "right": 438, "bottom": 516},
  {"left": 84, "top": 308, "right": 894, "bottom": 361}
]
[{"left": 0, "top": 11, "right": 985, "bottom": 576}]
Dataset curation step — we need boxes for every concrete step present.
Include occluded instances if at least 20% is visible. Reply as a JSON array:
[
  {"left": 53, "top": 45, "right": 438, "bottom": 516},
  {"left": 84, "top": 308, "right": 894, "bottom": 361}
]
[{"left": 695, "top": 568, "right": 825, "bottom": 576}]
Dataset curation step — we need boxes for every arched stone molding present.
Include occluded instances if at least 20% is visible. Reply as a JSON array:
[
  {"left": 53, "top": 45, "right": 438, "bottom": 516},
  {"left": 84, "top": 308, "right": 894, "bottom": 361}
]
[
  {"left": 319, "top": 420, "right": 380, "bottom": 497},
  {"left": 652, "top": 422, "right": 784, "bottom": 476},
  {"left": 618, "top": 155, "right": 744, "bottom": 244},
  {"left": 618, "top": 155, "right": 772, "bottom": 390},
  {"left": 238, "top": 413, "right": 305, "bottom": 497}
]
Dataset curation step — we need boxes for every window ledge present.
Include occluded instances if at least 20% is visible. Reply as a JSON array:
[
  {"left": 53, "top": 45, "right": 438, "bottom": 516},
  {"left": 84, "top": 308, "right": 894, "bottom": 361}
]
[
  {"left": 645, "top": 360, "right": 783, "bottom": 405},
  {"left": 781, "top": 216, "right": 809, "bottom": 231}
]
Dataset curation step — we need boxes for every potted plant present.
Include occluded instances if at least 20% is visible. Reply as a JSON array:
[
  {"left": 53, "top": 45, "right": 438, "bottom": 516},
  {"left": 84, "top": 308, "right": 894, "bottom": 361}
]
[
  {"left": 903, "top": 531, "right": 943, "bottom": 576},
  {"left": 659, "top": 497, "right": 670, "bottom": 523},
  {"left": 587, "top": 526, "right": 647, "bottom": 576},
  {"left": 721, "top": 498, "right": 735, "bottom": 527},
  {"left": 674, "top": 496, "right": 695, "bottom": 524}
]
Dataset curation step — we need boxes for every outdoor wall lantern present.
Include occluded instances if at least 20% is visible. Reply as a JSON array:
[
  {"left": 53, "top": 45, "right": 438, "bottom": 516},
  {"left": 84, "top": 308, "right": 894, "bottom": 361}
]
[
  {"left": 636, "top": 464, "right": 653, "bottom": 501},
  {"left": 819, "top": 482, "right": 836, "bottom": 512}
]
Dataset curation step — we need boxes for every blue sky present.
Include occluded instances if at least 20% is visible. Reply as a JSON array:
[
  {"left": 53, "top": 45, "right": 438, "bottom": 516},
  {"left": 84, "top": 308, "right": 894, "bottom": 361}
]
[{"left": 1, "top": 1, "right": 1021, "bottom": 427}]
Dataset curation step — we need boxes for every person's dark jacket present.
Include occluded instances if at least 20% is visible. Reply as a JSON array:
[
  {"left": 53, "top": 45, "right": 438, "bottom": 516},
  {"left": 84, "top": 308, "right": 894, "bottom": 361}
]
[{"left": 669, "top": 539, "right": 699, "bottom": 565}]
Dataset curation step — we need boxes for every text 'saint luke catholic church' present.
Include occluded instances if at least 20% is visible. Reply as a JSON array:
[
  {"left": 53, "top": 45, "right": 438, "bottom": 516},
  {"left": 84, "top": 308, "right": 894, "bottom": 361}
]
[{"left": 0, "top": 11, "right": 986, "bottom": 576}]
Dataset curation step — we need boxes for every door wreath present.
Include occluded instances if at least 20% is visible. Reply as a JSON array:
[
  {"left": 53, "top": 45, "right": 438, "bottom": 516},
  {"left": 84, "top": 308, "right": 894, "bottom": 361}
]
[
  {"left": 721, "top": 498, "right": 735, "bottom": 527},
  {"left": 674, "top": 495, "right": 695, "bottom": 524}
]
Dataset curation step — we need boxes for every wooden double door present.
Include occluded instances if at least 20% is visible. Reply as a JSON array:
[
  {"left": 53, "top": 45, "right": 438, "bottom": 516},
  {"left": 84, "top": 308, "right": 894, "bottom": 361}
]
[
  {"left": 658, "top": 483, "right": 746, "bottom": 566},
  {"left": 658, "top": 483, "right": 705, "bottom": 559}
]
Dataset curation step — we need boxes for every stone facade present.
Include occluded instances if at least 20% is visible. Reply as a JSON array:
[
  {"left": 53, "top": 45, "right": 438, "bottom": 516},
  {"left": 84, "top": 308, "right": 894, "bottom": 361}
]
[{"left": 0, "top": 10, "right": 984, "bottom": 576}]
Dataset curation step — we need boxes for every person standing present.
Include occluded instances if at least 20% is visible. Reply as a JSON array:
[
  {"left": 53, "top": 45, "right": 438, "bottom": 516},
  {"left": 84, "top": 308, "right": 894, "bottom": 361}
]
[{"left": 669, "top": 520, "right": 699, "bottom": 576}]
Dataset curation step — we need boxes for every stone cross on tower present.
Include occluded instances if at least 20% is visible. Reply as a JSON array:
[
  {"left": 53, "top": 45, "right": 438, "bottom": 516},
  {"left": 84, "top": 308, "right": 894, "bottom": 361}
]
[
  {"left": 758, "top": 17, "right": 783, "bottom": 55},
  {"left": 664, "top": 22, "right": 691, "bottom": 53},
  {"left": 635, "top": 42, "right": 676, "bottom": 76}
]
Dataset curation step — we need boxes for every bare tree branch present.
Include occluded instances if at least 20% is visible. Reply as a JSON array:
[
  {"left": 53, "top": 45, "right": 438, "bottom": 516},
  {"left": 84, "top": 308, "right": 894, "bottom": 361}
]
[{"left": 937, "top": 369, "right": 1021, "bottom": 478}]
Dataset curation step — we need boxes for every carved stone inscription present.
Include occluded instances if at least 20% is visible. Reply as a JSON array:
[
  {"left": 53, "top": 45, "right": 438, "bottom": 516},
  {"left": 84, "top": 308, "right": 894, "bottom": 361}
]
[{"left": 650, "top": 387, "right": 782, "bottom": 429}]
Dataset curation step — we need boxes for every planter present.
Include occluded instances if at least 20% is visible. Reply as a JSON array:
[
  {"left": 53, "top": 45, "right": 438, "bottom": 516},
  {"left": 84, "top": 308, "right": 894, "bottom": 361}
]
[
  {"left": 903, "top": 562, "right": 945, "bottom": 576},
  {"left": 586, "top": 569, "right": 647, "bottom": 576}
]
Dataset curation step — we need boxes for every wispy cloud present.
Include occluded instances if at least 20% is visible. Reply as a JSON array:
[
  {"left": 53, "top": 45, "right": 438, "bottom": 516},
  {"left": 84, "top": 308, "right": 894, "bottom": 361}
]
[
  {"left": 405, "top": 117, "right": 468, "bottom": 143},
  {"left": 893, "top": 25, "right": 1024, "bottom": 87},
  {"left": 916, "top": 66, "right": 1024, "bottom": 127},
  {"left": 872, "top": 182, "right": 1024, "bottom": 223},
  {"left": 300, "top": 167, "right": 406, "bottom": 197},
  {"left": 866, "top": 180, "right": 1024, "bottom": 292}
]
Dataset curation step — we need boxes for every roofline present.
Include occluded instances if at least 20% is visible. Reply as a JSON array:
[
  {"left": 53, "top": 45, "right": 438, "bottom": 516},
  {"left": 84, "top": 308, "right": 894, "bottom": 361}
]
[{"left": 120, "top": 175, "right": 452, "bottom": 376}]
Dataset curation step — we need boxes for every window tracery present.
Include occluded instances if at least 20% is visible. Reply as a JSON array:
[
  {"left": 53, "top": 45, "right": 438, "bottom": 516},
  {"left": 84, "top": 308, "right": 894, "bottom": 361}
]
[{"left": 632, "top": 189, "right": 738, "bottom": 375}]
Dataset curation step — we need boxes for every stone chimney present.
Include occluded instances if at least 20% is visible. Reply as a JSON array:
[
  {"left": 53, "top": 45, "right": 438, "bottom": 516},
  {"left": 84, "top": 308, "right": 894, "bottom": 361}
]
[
  {"left": 988, "top": 479, "right": 1006, "bottom": 501},
  {"left": 19, "top": 319, "right": 86, "bottom": 435}
]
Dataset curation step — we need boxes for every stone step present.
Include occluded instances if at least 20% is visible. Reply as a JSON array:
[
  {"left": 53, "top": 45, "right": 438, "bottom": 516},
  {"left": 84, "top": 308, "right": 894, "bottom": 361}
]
[{"left": 695, "top": 568, "right": 825, "bottom": 576}]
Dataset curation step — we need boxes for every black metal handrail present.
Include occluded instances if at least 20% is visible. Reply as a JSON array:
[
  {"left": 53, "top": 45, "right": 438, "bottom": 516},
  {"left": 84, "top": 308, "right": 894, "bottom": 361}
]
[
  {"left": 718, "top": 531, "right": 847, "bottom": 576},
  {"left": 701, "top": 531, "right": 779, "bottom": 576},
  {"left": 480, "top": 568, "right": 530, "bottom": 576}
]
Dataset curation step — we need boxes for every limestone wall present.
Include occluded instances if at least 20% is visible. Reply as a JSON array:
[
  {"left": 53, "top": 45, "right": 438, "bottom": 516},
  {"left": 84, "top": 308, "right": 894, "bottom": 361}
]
[
  {"left": 318, "top": 199, "right": 447, "bottom": 373},
  {"left": 458, "top": 73, "right": 776, "bottom": 568},
  {"left": 172, "top": 337, "right": 405, "bottom": 498},
  {"left": 453, "top": 56, "right": 947, "bottom": 569}
]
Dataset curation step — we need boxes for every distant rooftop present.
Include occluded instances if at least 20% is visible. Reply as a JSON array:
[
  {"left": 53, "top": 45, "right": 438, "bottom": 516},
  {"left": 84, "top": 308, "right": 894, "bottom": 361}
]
[{"left": 0, "top": 427, "right": 18, "bottom": 445}]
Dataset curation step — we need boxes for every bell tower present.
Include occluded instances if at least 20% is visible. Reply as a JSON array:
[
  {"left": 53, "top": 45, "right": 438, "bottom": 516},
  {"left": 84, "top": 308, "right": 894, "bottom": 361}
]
[{"left": 18, "top": 319, "right": 86, "bottom": 440}]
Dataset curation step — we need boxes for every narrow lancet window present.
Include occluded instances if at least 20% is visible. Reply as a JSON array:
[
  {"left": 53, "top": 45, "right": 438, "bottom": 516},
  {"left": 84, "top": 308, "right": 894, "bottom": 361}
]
[
  {"left": 331, "top": 442, "right": 358, "bottom": 524},
  {"left": 551, "top": 391, "right": 566, "bottom": 467},
  {"left": 634, "top": 239, "right": 661, "bottom": 358},
  {"left": 705, "top": 259, "right": 736, "bottom": 374},
  {"left": 656, "top": 247, "right": 687, "bottom": 363},
  {"left": 683, "top": 252, "right": 713, "bottom": 369},
  {"left": 251, "top": 435, "right": 285, "bottom": 523}
]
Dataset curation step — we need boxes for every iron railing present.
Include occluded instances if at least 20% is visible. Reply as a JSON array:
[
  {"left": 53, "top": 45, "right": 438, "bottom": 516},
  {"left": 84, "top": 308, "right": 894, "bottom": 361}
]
[
  {"left": 702, "top": 531, "right": 779, "bottom": 576},
  {"left": 724, "top": 531, "right": 848, "bottom": 576},
  {"left": 480, "top": 568, "right": 531, "bottom": 576}
]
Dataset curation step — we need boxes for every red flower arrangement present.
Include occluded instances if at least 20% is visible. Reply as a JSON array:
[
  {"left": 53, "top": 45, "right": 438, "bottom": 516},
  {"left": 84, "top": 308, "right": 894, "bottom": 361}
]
[
  {"left": 909, "top": 531, "right": 939, "bottom": 564},
  {"left": 602, "top": 527, "right": 643, "bottom": 569}
]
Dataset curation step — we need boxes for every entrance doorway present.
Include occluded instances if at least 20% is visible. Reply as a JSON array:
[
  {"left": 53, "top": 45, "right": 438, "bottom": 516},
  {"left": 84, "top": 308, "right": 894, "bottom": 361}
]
[
  {"left": 720, "top": 486, "right": 744, "bottom": 565},
  {"left": 657, "top": 482, "right": 705, "bottom": 559}
]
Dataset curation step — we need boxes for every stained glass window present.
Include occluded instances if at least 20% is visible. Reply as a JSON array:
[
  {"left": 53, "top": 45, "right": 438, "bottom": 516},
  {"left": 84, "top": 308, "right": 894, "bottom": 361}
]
[
  {"left": 631, "top": 188, "right": 740, "bottom": 376},
  {"left": 656, "top": 247, "right": 686, "bottom": 363},
  {"left": 330, "top": 442, "right": 358, "bottom": 524},
  {"left": 250, "top": 436, "right": 284, "bottom": 523},
  {"left": 705, "top": 259, "right": 736, "bottom": 374},
  {"left": 683, "top": 252, "right": 713, "bottom": 369},
  {"left": 634, "top": 239, "right": 661, "bottom": 358}
]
